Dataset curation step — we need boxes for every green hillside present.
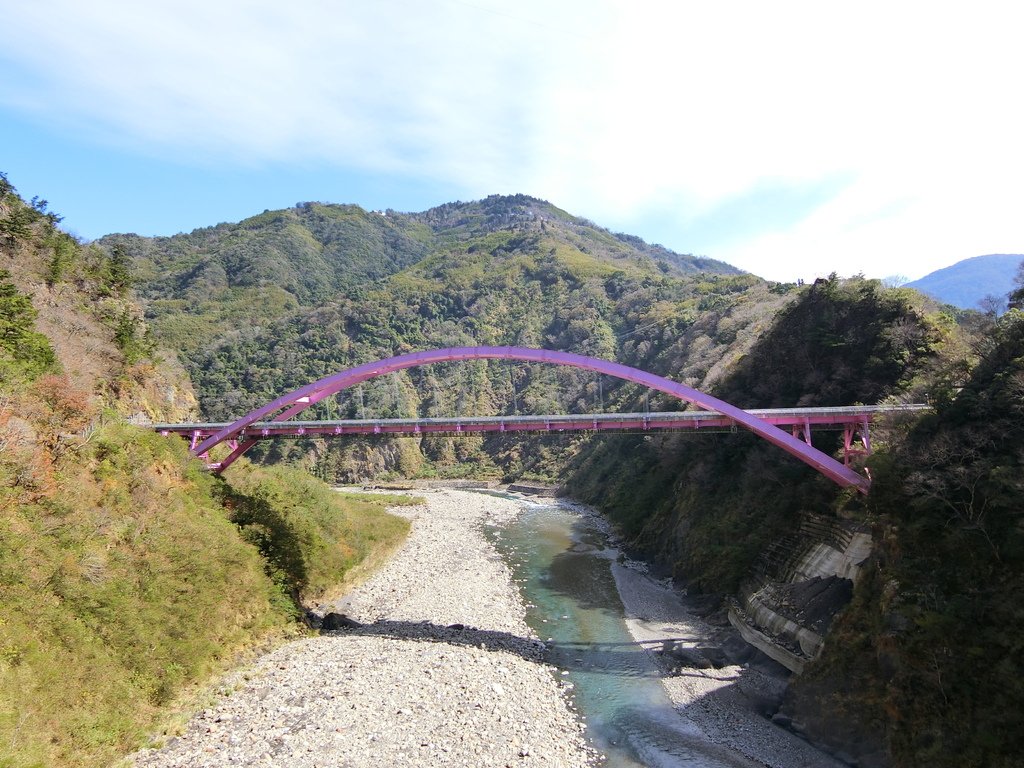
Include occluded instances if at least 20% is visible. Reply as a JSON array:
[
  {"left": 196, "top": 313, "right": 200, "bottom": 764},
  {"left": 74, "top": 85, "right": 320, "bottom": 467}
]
[
  {"left": 99, "top": 203, "right": 433, "bottom": 353},
  {"left": 102, "top": 193, "right": 758, "bottom": 480},
  {"left": 564, "top": 275, "right": 960, "bottom": 591},
  {"left": 787, "top": 308, "right": 1024, "bottom": 768},
  {"left": 0, "top": 174, "right": 410, "bottom": 768},
  {"left": 100, "top": 194, "right": 737, "bottom": 356}
]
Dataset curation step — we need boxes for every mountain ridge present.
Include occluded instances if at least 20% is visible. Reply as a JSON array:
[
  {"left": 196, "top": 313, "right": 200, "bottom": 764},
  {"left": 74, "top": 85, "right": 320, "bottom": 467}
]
[
  {"left": 99, "top": 193, "right": 739, "bottom": 303},
  {"left": 906, "top": 253, "right": 1022, "bottom": 311},
  {"left": 96, "top": 194, "right": 745, "bottom": 361}
]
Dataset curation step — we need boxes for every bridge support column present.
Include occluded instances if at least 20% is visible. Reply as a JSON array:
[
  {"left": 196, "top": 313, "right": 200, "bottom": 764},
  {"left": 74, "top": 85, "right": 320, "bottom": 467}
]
[
  {"left": 791, "top": 417, "right": 813, "bottom": 446},
  {"left": 842, "top": 418, "right": 871, "bottom": 466}
]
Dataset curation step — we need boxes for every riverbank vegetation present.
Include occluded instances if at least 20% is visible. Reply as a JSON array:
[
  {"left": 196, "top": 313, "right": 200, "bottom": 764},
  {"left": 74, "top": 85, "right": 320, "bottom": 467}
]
[
  {"left": 564, "top": 275, "right": 961, "bottom": 593},
  {"left": 566, "top": 276, "right": 1024, "bottom": 767},
  {"left": 0, "top": 177, "right": 412, "bottom": 768},
  {"left": 0, "top": 417, "right": 410, "bottom": 768},
  {"left": 789, "top": 307, "right": 1024, "bottom": 768},
  {"left": 222, "top": 463, "right": 413, "bottom": 605}
]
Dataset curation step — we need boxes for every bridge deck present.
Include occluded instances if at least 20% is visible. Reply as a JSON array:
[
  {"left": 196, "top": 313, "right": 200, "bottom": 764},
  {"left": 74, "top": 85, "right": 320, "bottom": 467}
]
[{"left": 155, "top": 404, "right": 929, "bottom": 439}]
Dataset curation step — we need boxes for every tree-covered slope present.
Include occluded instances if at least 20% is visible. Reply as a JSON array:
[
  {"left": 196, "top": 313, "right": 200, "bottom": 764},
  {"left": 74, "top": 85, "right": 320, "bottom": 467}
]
[
  {"left": 561, "top": 274, "right": 1022, "bottom": 767},
  {"left": 416, "top": 194, "right": 738, "bottom": 276},
  {"left": 785, "top": 308, "right": 1024, "bottom": 768},
  {"left": 99, "top": 193, "right": 761, "bottom": 480},
  {"left": 185, "top": 238, "right": 782, "bottom": 480},
  {"left": 0, "top": 172, "right": 196, "bottom": 421},
  {"left": 100, "top": 194, "right": 738, "bottom": 356},
  {"left": 563, "top": 275, "right": 960, "bottom": 592},
  {"left": 0, "top": 174, "right": 411, "bottom": 768},
  {"left": 98, "top": 203, "right": 435, "bottom": 353}
]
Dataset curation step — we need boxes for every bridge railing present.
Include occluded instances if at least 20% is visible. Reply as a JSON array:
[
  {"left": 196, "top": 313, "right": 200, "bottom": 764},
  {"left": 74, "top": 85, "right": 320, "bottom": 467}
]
[
  {"left": 154, "top": 404, "right": 930, "bottom": 473},
  {"left": 154, "top": 404, "right": 930, "bottom": 436}
]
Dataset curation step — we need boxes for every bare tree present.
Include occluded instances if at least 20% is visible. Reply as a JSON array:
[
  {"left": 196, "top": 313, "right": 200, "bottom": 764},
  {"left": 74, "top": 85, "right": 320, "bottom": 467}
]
[
  {"left": 978, "top": 293, "right": 1007, "bottom": 317},
  {"left": 904, "top": 430, "right": 1005, "bottom": 562},
  {"left": 882, "top": 274, "right": 910, "bottom": 289}
]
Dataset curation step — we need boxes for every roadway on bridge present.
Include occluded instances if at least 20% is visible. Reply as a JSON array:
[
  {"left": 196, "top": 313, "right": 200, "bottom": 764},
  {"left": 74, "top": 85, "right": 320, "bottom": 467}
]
[{"left": 155, "top": 403, "right": 930, "bottom": 439}]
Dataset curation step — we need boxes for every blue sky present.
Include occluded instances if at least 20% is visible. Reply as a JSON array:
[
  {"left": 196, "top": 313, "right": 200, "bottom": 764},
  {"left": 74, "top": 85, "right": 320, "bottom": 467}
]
[{"left": 2, "top": 0, "right": 1021, "bottom": 282}]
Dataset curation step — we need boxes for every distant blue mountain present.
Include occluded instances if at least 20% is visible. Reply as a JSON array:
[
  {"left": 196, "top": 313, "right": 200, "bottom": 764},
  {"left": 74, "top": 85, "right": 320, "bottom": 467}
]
[{"left": 906, "top": 253, "right": 1022, "bottom": 311}]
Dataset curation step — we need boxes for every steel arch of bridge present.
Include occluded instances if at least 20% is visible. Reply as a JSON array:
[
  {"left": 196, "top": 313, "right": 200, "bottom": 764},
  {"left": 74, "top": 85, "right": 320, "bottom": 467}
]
[{"left": 193, "top": 346, "right": 870, "bottom": 493}]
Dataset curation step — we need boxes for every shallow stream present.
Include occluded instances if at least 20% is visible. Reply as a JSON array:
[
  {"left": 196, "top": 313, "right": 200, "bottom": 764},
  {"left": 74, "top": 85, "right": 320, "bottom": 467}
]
[{"left": 482, "top": 493, "right": 753, "bottom": 768}]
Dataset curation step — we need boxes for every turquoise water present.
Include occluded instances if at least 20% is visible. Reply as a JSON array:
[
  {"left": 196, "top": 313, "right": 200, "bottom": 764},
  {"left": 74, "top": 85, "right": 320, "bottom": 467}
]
[{"left": 483, "top": 495, "right": 751, "bottom": 768}]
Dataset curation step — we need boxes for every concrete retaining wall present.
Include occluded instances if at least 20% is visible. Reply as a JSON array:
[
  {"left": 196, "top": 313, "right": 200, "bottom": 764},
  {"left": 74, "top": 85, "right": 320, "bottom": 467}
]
[{"left": 733, "top": 516, "right": 872, "bottom": 673}]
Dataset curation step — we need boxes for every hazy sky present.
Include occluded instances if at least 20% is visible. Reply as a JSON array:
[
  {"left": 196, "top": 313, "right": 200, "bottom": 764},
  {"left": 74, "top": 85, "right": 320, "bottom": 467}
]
[{"left": 1, "top": 1, "right": 1021, "bottom": 281}]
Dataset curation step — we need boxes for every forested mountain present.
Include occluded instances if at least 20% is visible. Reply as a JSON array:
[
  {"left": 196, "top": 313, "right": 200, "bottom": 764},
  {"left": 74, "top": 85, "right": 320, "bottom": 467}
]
[
  {"left": 102, "top": 194, "right": 762, "bottom": 479},
  {"left": 100, "top": 194, "right": 737, "bottom": 356}
]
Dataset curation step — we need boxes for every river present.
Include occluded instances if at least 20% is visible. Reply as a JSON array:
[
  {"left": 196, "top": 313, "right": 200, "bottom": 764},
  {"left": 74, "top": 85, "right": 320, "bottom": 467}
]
[{"left": 482, "top": 493, "right": 769, "bottom": 768}]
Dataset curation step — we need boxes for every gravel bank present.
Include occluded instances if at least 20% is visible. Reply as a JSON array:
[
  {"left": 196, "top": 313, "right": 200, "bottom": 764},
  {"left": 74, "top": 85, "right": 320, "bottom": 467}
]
[
  {"left": 131, "top": 489, "right": 596, "bottom": 768},
  {"left": 611, "top": 564, "right": 845, "bottom": 768}
]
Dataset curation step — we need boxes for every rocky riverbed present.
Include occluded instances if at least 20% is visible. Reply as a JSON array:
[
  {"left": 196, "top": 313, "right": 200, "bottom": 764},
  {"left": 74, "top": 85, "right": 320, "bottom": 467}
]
[
  {"left": 130, "top": 489, "right": 597, "bottom": 768},
  {"left": 130, "top": 489, "right": 848, "bottom": 768},
  {"left": 612, "top": 563, "right": 846, "bottom": 768}
]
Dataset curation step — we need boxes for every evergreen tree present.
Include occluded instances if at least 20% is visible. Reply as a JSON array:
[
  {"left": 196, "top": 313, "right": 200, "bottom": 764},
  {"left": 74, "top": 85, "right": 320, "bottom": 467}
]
[{"left": 0, "top": 269, "right": 59, "bottom": 379}]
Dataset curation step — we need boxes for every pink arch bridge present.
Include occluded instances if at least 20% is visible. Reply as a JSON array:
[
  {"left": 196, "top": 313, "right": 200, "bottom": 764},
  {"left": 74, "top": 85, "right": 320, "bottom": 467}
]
[{"left": 169, "top": 347, "right": 898, "bottom": 493}]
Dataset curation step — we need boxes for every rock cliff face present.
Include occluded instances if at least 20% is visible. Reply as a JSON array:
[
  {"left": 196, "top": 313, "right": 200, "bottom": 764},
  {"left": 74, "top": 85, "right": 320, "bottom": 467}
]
[{"left": 729, "top": 514, "right": 871, "bottom": 673}]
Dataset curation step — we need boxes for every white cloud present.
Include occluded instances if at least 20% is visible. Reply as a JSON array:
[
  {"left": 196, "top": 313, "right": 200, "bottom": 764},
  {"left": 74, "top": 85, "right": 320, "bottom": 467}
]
[
  {"left": 1, "top": 0, "right": 1022, "bottom": 277},
  {"left": 0, "top": 1, "right": 569, "bottom": 167}
]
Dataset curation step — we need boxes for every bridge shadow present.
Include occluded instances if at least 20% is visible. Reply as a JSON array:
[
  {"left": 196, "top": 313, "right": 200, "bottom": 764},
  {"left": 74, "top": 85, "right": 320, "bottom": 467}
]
[
  {"left": 321, "top": 618, "right": 735, "bottom": 682},
  {"left": 317, "top": 618, "right": 823, "bottom": 766}
]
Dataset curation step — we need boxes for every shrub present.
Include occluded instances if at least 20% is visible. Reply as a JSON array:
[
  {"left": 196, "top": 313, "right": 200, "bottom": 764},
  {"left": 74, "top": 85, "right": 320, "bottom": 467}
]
[{"left": 221, "top": 462, "right": 411, "bottom": 603}]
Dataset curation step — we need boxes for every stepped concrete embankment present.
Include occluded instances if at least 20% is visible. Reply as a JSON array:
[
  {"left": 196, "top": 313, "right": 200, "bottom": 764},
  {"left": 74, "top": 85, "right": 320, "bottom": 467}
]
[
  {"left": 730, "top": 516, "right": 872, "bottom": 673},
  {"left": 130, "top": 490, "right": 595, "bottom": 768},
  {"left": 504, "top": 481, "right": 558, "bottom": 497}
]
